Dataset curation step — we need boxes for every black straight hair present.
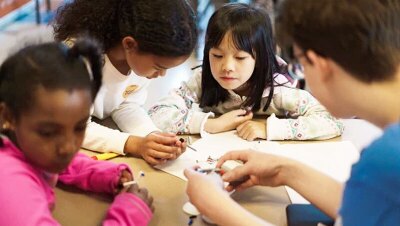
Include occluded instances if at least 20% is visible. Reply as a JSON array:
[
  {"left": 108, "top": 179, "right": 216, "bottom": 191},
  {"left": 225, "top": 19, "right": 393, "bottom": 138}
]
[{"left": 200, "top": 3, "right": 283, "bottom": 112}]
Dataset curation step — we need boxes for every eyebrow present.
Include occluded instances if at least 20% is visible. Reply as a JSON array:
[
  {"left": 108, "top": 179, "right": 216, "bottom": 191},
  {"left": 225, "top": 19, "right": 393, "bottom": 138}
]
[
  {"left": 155, "top": 63, "right": 168, "bottom": 70},
  {"left": 36, "top": 117, "right": 89, "bottom": 127}
]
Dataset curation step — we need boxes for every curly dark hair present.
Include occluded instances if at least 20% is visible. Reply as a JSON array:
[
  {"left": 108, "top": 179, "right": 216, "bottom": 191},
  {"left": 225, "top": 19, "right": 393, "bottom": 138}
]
[
  {"left": 53, "top": 0, "right": 198, "bottom": 57},
  {"left": 0, "top": 39, "right": 102, "bottom": 121}
]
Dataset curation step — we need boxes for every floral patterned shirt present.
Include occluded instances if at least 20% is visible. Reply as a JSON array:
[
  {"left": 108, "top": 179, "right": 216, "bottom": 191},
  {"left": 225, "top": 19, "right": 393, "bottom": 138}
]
[{"left": 149, "top": 69, "right": 343, "bottom": 140}]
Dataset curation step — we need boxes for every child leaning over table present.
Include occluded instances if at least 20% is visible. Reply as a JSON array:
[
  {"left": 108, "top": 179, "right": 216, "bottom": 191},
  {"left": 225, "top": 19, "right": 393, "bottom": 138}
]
[
  {"left": 149, "top": 3, "right": 343, "bottom": 141},
  {"left": 0, "top": 40, "right": 153, "bottom": 225}
]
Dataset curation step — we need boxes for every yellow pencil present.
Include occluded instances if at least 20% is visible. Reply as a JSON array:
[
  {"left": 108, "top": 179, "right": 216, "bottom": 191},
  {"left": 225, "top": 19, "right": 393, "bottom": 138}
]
[{"left": 91, "top": 152, "right": 119, "bottom": 160}]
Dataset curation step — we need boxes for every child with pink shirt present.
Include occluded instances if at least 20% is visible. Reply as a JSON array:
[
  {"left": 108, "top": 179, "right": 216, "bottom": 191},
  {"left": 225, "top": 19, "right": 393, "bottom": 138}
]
[{"left": 0, "top": 39, "right": 153, "bottom": 225}]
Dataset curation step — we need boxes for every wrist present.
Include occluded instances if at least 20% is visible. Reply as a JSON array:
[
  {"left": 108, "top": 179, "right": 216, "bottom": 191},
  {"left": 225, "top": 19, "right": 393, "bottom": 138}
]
[
  {"left": 279, "top": 158, "right": 302, "bottom": 186},
  {"left": 124, "top": 135, "right": 141, "bottom": 156},
  {"left": 204, "top": 118, "right": 218, "bottom": 134}
]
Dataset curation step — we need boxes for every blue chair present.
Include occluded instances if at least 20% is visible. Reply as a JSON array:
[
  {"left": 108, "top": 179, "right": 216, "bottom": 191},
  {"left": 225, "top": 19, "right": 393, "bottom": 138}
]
[{"left": 286, "top": 204, "right": 335, "bottom": 226}]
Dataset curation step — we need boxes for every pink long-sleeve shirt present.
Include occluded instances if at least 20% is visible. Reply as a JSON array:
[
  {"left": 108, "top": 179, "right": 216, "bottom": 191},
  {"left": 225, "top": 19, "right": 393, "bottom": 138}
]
[{"left": 0, "top": 137, "right": 152, "bottom": 226}]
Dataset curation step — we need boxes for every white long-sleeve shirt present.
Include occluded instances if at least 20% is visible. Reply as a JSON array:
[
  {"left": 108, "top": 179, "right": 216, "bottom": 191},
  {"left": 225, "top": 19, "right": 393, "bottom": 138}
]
[
  {"left": 83, "top": 55, "right": 159, "bottom": 154},
  {"left": 148, "top": 69, "right": 344, "bottom": 140}
]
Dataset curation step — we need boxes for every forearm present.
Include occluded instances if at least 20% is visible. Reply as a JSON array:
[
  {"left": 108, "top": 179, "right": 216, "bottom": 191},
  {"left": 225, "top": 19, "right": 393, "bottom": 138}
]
[
  {"left": 59, "top": 153, "right": 130, "bottom": 194},
  {"left": 284, "top": 161, "right": 343, "bottom": 218},
  {"left": 204, "top": 118, "right": 230, "bottom": 134},
  {"left": 205, "top": 194, "right": 272, "bottom": 226}
]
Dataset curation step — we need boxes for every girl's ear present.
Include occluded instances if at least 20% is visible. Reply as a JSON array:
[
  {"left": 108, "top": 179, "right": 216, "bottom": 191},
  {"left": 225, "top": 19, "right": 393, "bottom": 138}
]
[
  {"left": 0, "top": 103, "right": 16, "bottom": 131},
  {"left": 306, "top": 50, "right": 333, "bottom": 82},
  {"left": 122, "top": 36, "right": 139, "bottom": 52}
]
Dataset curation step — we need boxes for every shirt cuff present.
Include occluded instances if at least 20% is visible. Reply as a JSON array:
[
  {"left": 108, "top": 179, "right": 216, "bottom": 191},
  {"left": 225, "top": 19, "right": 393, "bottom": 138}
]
[
  {"left": 266, "top": 113, "right": 290, "bottom": 140},
  {"left": 82, "top": 131, "right": 130, "bottom": 155},
  {"left": 188, "top": 111, "right": 215, "bottom": 134}
]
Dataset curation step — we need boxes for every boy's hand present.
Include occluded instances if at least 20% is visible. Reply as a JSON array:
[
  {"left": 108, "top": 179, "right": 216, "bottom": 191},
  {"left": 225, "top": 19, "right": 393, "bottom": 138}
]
[
  {"left": 217, "top": 150, "right": 292, "bottom": 192},
  {"left": 184, "top": 168, "right": 227, "bottom": 214},
  {"left": 236, "top": 120, "right": 267, "bottom": 141}
]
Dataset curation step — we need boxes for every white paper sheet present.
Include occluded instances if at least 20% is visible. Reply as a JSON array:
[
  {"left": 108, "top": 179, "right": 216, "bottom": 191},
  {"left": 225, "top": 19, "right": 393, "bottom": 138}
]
[
  {"left": 254, "top": 141, "right": 360, "bottom": 204},
  {"left": 155, "top": 131, "right": 279, "bottom": 180},
  {"left": 155, "top": 119, "right": 379, "bottom": 204}
]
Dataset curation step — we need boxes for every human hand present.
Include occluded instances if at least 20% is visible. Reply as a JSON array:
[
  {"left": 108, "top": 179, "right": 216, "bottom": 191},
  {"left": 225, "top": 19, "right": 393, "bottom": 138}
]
[
  {"left": 205, "top": 109, "right": 253, "bottom": 134},
  {"left": 125, "top": 133, "right": 185, "bottom": 165},
  {"left": 121, "top": 183, "right": 155, "bottom": 212},
  {"left": 217, "top": 150, "right": 292, "bottom": 191},
  {"left": 184, "top": 168, "right": 230, "bottom": 215},
  {"left": 114, "top": 169, "right": 133, "bottom": 194},
  {"left": 236, "top": 120, "right": 267, "bottom": 141}
]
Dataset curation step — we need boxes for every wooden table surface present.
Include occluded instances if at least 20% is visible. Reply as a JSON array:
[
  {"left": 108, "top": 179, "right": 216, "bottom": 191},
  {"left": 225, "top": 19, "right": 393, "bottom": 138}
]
[{"left": 53, "top": 119, "right": 382, "bottom": 226}]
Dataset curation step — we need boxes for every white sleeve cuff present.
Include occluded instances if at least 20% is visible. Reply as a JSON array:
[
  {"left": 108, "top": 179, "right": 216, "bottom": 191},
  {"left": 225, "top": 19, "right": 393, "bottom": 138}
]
[
  {"left": 188, "top": 111, "right": 215, "bottom": 135},
  {"left": 266, "top": 113, "right": 289, "bottom": 141},
  {"left": 82, "top": 127, "right": 130, "bottom": 155}
]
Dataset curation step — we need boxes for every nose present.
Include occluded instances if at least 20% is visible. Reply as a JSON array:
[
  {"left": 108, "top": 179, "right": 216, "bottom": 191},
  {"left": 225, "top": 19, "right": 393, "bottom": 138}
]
[
  {"left": 158, "top": 69, "right": 167, "bottom": 77},
  {"left": 222, "top": 56, "right": 234, "bottom": 73},
  {"left": 57, "top": 136, "right": 78, "bottom": 156}
]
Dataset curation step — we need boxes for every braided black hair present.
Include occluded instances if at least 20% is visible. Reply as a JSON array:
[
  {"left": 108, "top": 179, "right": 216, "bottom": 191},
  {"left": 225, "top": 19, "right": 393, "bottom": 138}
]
[{"left": 0, "top": 39, "right": 103, "bottom": 120}]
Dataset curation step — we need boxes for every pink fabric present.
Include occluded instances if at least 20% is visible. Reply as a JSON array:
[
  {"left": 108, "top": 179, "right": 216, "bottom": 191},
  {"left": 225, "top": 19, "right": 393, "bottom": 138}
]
[{"left": 0, "top": 138, "right": 152, "bottom": 226}]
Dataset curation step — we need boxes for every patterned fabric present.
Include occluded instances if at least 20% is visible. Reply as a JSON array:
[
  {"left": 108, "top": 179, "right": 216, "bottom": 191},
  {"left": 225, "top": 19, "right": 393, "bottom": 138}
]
[{"left": 149, "top": 68, "right": 343, "bottom": 140}]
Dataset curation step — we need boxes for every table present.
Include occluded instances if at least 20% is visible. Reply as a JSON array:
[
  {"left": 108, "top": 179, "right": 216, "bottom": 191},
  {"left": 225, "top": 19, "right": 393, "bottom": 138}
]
[{"left": 53, "top": 119, "right": 382, "bottom": 226}]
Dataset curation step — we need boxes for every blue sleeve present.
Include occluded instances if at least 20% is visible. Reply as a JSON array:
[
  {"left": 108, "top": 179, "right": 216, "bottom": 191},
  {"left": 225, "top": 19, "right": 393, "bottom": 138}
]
[{"left": 339, "top": 123, "right": 400, "bottom": 226}]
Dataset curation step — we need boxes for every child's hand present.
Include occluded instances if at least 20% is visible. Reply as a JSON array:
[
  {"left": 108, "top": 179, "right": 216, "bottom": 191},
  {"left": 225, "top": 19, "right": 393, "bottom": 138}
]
[
  {"left": 123, "top": 183, "right": 155, "bottom": 213},
  {"left": 125, "top": 133, "right": 185, "bottom": 165},
  {"left": 114, "top": 170, "right": 133, "bottom": 194},
  {"left": 236, "top": 120, "right": 267, "bottom": 141},
  {"left": 205, "top": 109, "right": 253, "bottom": 133}
]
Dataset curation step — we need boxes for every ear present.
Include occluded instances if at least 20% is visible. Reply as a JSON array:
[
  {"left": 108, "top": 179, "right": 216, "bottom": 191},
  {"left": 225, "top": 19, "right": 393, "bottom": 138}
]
[
  {"left": 0, "top": 103, "right": 16, "bottom": 131},
  {"left": 121, "top": 36, "right": 138, "bottom": 52},
  {"left": 306, "top": 50, "right": 333, "bottom": 82}
]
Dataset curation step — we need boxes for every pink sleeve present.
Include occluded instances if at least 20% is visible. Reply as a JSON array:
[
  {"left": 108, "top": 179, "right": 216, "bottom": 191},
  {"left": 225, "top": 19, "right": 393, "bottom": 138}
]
[
  {"left": 103, "top": 193, "right": 153, "bottom": 226},
  {"left": 0, "top": 170, "right": 60, "bottom": 226},
  {"left": 58, "top": 152, "right": 131, "bottom": 194}
]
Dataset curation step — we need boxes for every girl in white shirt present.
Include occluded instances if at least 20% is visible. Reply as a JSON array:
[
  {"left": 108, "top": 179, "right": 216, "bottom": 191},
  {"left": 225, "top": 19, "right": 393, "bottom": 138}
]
[{"left": 53, "top": 0, "right": 197, "bottom": 165}]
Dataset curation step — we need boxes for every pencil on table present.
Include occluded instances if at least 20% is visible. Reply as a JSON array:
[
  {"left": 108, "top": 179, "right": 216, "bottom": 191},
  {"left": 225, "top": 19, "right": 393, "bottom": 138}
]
[
  {"left": 91, "top": 152, "right": 119, "bottom": 160},
  {"left": 179, "top": 138, "right": 198, "bottom": 152},
  {"left": 122, "top": 180, "right": 137, "bottom": 187}
]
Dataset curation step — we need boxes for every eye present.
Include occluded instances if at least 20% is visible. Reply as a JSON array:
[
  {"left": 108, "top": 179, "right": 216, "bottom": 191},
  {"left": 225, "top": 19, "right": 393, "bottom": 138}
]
[
  {"left": 75, "top": 124, "right": 87, "bottom": 133},
  {"left": 38, "top": 130, "right": 57, "bottom": 138},
  {"left": 236, "top": 56, "right": 247, "bottom": 60},
  {"left": 211, "top": 53, "right": 223, "bottom": 59}
]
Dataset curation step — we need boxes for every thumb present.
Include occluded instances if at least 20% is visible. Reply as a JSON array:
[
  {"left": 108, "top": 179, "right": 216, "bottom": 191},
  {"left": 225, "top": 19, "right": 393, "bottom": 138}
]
[
  {"left": 222, "top": 165, "right": 249, "bottom": 183},
  {"left": 184, "top": 168, "right": 197, "bottom": 180},
  {"left": 244, "top": 111, "right": 253, "bottom": 120},
  {"left": 236, "top": 109, "right": 248, "bottom": 116}
]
